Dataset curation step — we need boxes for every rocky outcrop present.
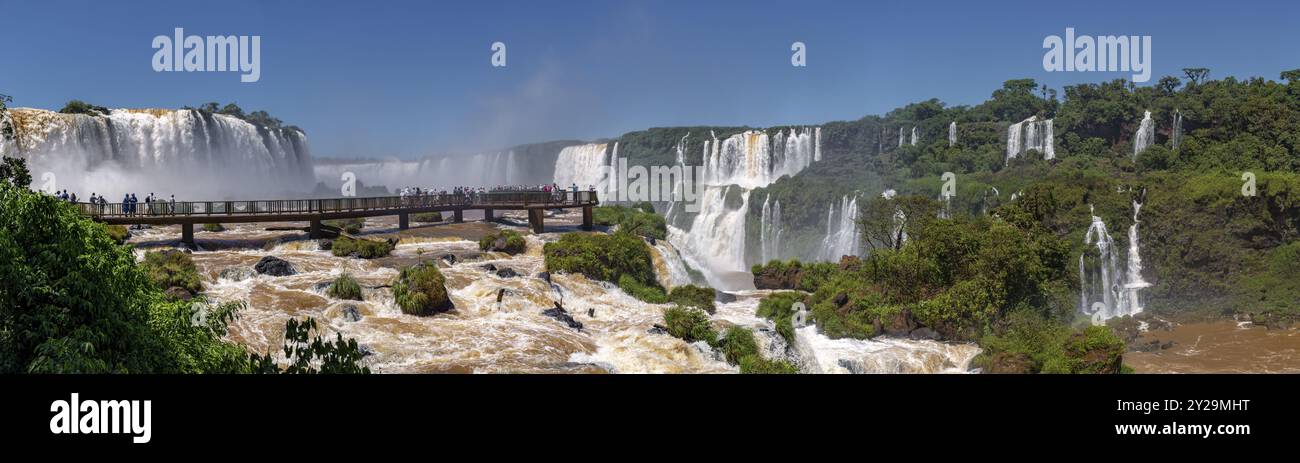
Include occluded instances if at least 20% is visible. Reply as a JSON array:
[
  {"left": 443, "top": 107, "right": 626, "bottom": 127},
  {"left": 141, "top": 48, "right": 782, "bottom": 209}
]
[
  {"left": 542, "top": 302, "right": 583, "bottom": 330},
  {"left": 495, "top": 268, "right": 519, "bottom": 278},
  {"left": 254, "top": 256, "right": 297, "bottom": 276}
]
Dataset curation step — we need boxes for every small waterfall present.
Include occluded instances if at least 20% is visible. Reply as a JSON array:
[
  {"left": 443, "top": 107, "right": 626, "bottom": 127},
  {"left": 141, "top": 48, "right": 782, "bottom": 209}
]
[
  {"left": 819, "top": 195, "right": 860, "bottom": 261},
  {"left": 1171, "top": 110, "right": 1184, "bottom": 150},
  {"left": 898, "top": 127, "right": 906, "bottom": 148},
  {"left": 910, "top": 126, "right": 919, "bottom": 146},
  {"left": 663, "top": 134, "right": 691, "bottom": 223},
  {"left": 315, "top": 149, "right": 531, "bottom": 193},
  {"left": 1133, "top": 110, "right": 1155, "bottom": 158},
  {"left": 948, "top": 121, "right": 957, "bottom": 147},
  {"left": 650, "top": 239, "right": 693, "bottom": 290},
  {"left": 1080, "top": 202, "right": 1150, "bottom": 323},
  {"left": 759, "top": 193, "right": 783, "bottom": 263},
  {"left": 1005, "top": 116, "right": 1055, "bottom": 164},
  {"left": 793, "top": 326, "right": 980, "bottom": 374},
  {"left": 1, "top": 107, "right": 314, "bottom": 199}
]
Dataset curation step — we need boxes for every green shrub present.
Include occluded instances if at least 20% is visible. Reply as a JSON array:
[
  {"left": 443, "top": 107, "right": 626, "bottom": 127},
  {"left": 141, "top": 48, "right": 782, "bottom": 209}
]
[
  {"left": 331, "top": 236, "right": 393, "bottom": 258},
  {"left": 326, "top": 273, "right": 363, "bottom": 301},
  {"left": 140, "top": 250, "right": 203, "bottom": 295},
  {"left": 719, "top": 327, "right": 759, "bottom": 365},
  {"left": 324, "top": 218, "right": 364, "bottom": 234},
  {"left": 202, "top": 223, "right": 225, "bottom": 232},
  {"left": 738, "top": 355, "right": 798, "bottom": 374},
  {"left": 391, "top": 262, "right": 453, "bottom": 315},
  {"left": 668, "top": 285, "right": 716, "bottom": 314},
  {"left": 479, "top": 229, "right": 526, "bottom": 254},
  {"left": 592, "top": 205, "right": 666, "bottom": 240},
  {"left": 543, "top": 231, "right": 666, "bottom": 303},
  {"left": 58, "top": 99, "right": 109, "bottom": 115},
  {"left": 104, "top": 224, "right": 129, "bottom": 244},
  {"left": 756, "top": 292, "right": 804, "bottom": 344},
  {"left": 662, "top": 306, "right": 717, "bottom": 346},
  {"left": 412, "top": 212, "right": 443, "bottom": 222}
]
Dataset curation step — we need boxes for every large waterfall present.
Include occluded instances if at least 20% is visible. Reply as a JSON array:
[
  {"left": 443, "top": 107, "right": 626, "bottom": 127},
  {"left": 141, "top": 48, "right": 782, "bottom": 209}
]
[
  {"left": 0, "top": 107, "right": 313, "bottom": 199},
  {"left": 552, "top": 142, "right": 613, "bottom": 199},
  {"left": 315, "top": 150, "right": 525, "bottom": 193},
  {"left": 1080, "top": 202, "right": 1151, "bottom": 323},
  {"left": 1005, "top": 116, "right": 1054, "bottom": 164},
  {"left": 1133, "top": 110, "right": 1155, "bottom": 158},
  {"left": 667, "top": 128, "right": 820, "bottom": 290},
  {"left": 819, "top": 195, "right": 861, "bottom": 261}
]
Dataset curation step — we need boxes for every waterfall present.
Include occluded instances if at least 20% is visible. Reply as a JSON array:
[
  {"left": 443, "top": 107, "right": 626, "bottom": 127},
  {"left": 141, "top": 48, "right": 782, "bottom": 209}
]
[
  {"left": 667, "top": 128, "right": 820, "bottom": 290},
  {"left": 1080, "top": 202, "right": 1150, "bottom": 323},
  {"left": 910, "top": 126, "right": 919, "bottom": 146},
  {"left": 0, "top": 107, "right": 313, "bottom": 199},
  {"left": 552, "top": 142, "right": 612, "bottom": 199},
  {"left": 1005, "top": 116, "right": 1054, "bottom": 164},
  {"left": 898, "top": 127, "right": 906, "bottom": 148},
  {"left": 819, "top": 195, "right": 860, "bottom": 261},
  {"left": 1133, "top": 110, "right": 1154, "bottom": 158},
  {"left": 759, "top": 193, "right": 783, "bottom": 263},
  {"left": 948, "top": 121, "right": 957, "bottom": 147},
  {"left": 663, "top": 134, "right": 691, "bottom": 223},
  {"left": 793, "top": 326, "right": 980, "bottom": 374},
  {"left": 1171, "top": 110, "right": 1184, "bottom": 150},
  {"left": 649, "top": 239, "right": 694, "bottom": 290}
]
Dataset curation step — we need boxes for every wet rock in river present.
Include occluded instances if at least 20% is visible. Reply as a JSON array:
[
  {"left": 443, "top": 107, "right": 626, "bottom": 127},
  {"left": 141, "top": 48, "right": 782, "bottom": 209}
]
[
  {"left": 542, "top": 302, "right": 583, "bottom": 330},
  {"left": 495, "top": 267, "right": 519, "bottom": 278},
  {"left": 254, "top": 256, "right": 297, "bottom": 276},
  {"left": 342, "top": 305, "right": 363, "bottom": 322}
]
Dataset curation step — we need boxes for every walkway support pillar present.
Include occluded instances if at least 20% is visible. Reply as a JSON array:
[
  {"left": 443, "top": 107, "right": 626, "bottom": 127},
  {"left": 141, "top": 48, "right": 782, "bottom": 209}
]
[
  {"left": 528, "top": 209, "right": 545, "bottom": 234},
  {"left": 581, "top": 206, "right": 594, "bottom": 231},
  {"left": 453, "top": 209, "right": 463, "bottom": 223},
  {"left": 181, "top": 223, "right": 195, "bottom": 247},
  {"left": 309, "top": 219, "right": 323, "bottom": 238},
  {"left": 399, "top": 213, "right": 409, "bottom": 230},
  {"left": 484, "top": 208, "right": 494, "bottom": 222}
]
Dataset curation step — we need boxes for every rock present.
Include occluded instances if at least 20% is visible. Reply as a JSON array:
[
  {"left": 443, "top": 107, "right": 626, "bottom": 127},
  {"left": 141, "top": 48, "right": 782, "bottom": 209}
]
[
  {"left": 495, "top": 267, "right": 519, "bottom": 278},
  {"left": 341, "top": 305, "right": 363, "bottom": 322},
  {"left": 714, "top": 290, "right": 736, "bottom": 303},
  {"left": 587, "top": 308, "right": 595, "bottom": 318},
  {"left": 647, "top": 237, "right": 657, "bottom": 246},
  {"left": 838, "top": 359, "right": 871, "bottom": 374},
  {"left": 648, "top": 324, "right": 669, "bottom": 335},
  {"left": 985, "top": 351, "right": 1034, "bottom": 374},
  {"left": 481, "top": 263, "right": 497, "bottom": 272},
  {"left": 910, "top": 327, "right": 940, "bottom": 340},
  {"left": 497, "top": 288, "right": 507, "bottom": 303},
  {"left": 312, "top": 281, "right": 332, "bottom": 292},
  {"left": 536, "top": 271, "right": 551, "bottom": 283},
  {"left": 219, "top": 267, "right": 255, "bottom": 282},
  {"left": 254, "top": 256, "right": 297, "bottom": 276},
  {"left": 1160, "top": 340, "right": 1175, "bottom": 350},
  {"left": 883, "top": 309, "right": 918, "bottom": 336},
  {"left": 318, "top": 239, "right": 333, "bottom": 251},
  {"left": 542, "top": 303, "right": 583, "bottom": 330},
  {"left": 164, "top": 286, "right": 193, "bottom": 301},
  {"left": 832, "top": 292, "right": 849, "bottom": 308},
  {"left": 358, "top": 344, "right": 376, "bottom": 357},
  {"left": 690, "top": 341, "right": 724, "bottom": 362},
  {"left": 439, "top": 254, "right": 457, "bottom": 265}
]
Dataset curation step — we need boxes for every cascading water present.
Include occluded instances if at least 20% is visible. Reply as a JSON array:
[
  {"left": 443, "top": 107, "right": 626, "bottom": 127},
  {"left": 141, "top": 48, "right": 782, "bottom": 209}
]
[
  {"left": 1133, "top": 110, "right": 1154, "bottom": 158},
  {"left": 1080, "top": 202, "right": 1150, "bottom": 323},
  {"left": 1171, "top": 110, "right": 1184, "bottom": 150},
  {"left": 552, "top": 142, "right": 612, "bottom": 199},
  {"left": 898, "top": 127, "right": 906, "bottom": 148},
  {"left": 819, "top": 195, "right": 860, "bottom": 261},
  {"left": 0, "top": 107, "right": 313, "bottom": 199},
  {"left": 649, "top": 239, "right": 694, "bottom": 290},
  {"left": 910, "top": 126, "right": 919, "bottom": 146},
  {"left": 1005, "top": 115, "right": 1054, "bottom": 164},
  {"left": 667, "top": 128, "right": 820, "bottom": 290},
  {"left": 759, "top": 193, "right": 783, "bottom": 263},
  {"left": 948, "top": 121, "right": 957, "bottom": 147}
]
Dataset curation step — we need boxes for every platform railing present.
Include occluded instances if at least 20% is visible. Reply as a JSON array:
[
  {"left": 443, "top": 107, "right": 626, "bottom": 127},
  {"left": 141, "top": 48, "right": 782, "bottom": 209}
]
[{"left": 77, "top": 190, "right": 599, "bottom": 219}]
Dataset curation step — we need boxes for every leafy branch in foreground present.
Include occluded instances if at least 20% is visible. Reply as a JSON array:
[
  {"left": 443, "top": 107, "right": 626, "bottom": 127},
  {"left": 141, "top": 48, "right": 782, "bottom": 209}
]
[{"left": 249, "top": 318, "right": 370, "bottom": 374}]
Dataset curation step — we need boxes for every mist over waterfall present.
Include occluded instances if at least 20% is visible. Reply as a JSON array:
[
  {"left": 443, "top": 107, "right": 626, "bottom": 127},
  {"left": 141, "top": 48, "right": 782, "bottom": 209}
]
[
  {"left": 819, "top": 195, "right": 861, "bottom": 261},
  {"left": 948, "top": 121, "right": 957, "bottom": 147},
  {"left": 1080, "top": 203, "right": 1151, "bottom": 323},
  {"left": 666, "top": 128, "right": 821, "bottom": 290},
  {"left": 1005, "top": 116, "right": 1054, "bottom": 164},
  {"left": 0, "top": 108, "right": 313, "bottom": 200},
  {"left": 315, "top": 150, "right": 526, "bottom": 193},
  {"left": 1133, "top": 110, "right": 1155, "bottom": 158}
]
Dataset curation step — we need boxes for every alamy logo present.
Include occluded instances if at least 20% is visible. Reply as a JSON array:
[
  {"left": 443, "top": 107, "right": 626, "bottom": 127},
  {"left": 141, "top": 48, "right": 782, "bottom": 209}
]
[
  {"left": 50, "top": 393, "right": 152, "bottom": 444},
  {"left": 1043, "top": 28, "right": 1151, "bottom": 83},
  {"left": 603, "top": 158, "right": 705, "bottom": 213},
  {"left": 152, "top": 28, "right": 261, "bottom": 82}
]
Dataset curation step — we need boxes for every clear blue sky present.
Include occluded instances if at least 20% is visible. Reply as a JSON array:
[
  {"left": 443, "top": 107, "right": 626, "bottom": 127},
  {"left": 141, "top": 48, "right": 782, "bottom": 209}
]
[{"left": 1, "top": 0, "right": 1295, "bottom": 158}]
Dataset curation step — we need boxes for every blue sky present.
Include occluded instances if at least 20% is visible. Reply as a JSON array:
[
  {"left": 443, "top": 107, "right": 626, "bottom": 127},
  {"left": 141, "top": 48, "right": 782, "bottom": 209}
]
[{"left": 1, "top": 0, "right": 1295, "bottom": 158}]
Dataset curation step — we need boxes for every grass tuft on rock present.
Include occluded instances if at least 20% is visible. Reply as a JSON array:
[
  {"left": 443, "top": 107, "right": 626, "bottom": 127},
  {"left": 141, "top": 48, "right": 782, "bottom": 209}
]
[
  {"left": 391, "top": 262, "right": 453, "bottom": 315},
  {"left": 326, "top": 273, "right": 363, "bottom": 301}
]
